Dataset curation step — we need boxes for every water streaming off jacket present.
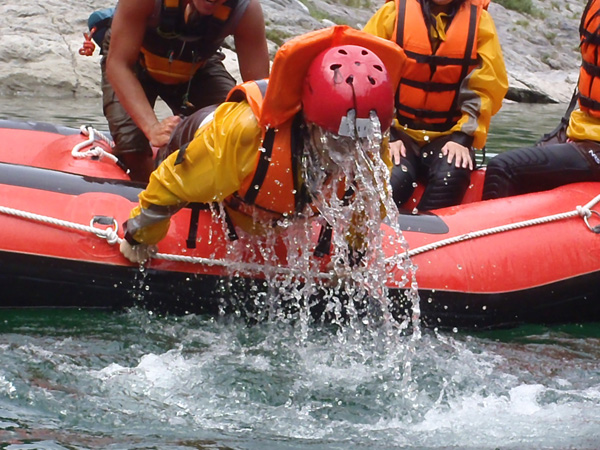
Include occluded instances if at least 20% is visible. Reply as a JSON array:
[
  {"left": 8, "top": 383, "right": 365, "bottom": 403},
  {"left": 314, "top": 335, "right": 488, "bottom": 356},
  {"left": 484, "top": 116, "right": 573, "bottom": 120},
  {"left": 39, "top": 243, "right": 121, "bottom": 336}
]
[{"left": 1, "top": 98, "right": 600, "bottom": 449}]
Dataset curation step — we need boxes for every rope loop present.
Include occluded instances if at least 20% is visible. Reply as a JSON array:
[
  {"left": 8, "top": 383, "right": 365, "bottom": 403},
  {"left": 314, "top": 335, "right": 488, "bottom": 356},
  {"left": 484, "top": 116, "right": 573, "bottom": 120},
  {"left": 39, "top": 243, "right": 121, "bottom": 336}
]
[
  {"left": 583, "top": 209, "right": 600, "bottom": 233},
  {"left": 576, "top": 205, "right": 592, "bottom": 219},
  {"left": 71, "top": 126, "right": 119, "bottom": 166},
  {"left": 90, "top": 216, "right": 121, "bottom": 245}
]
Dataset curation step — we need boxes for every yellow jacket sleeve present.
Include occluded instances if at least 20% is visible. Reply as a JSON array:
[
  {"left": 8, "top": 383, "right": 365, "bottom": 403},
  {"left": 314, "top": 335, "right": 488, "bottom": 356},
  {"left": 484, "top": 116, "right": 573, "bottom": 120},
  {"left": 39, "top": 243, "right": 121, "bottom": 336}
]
[
  {"left": 455, "top": 10, "right": 508, "bottom": 149},
  {"left": 363, "top": 2, "right": 396, "bottom": 39},
  {"left": 127, "top": 101, "right": 262, "bottom": 245}
]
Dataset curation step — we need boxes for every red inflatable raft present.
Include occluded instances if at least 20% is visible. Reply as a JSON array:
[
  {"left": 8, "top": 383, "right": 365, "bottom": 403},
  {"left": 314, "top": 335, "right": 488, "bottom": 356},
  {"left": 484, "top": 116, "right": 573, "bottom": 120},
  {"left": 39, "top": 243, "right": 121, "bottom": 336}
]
[{"left": 1, "top": 119, "right": 599, "bottom": 329}]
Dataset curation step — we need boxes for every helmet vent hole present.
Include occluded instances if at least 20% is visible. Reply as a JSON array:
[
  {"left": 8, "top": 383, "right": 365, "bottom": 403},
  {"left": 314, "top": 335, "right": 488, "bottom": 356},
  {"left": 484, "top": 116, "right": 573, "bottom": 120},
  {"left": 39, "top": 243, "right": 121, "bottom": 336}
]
[
  {"left": 330, "top": 63, "right": 342, "bottom": 71},
  {"left": 367, "top": 76, "right": 376, "bottom": 85},
  {"left": 346, "top": 75, "right": 354, "bottom": 85},
  {"left": 361, "top": 49, "right": 368, "bottom": 55},
  {"left": 338, "top": 49, "right": 348, "bottom": 55},
  {"left": 373, "top": 64, "right": 383, "bottom": 72}
]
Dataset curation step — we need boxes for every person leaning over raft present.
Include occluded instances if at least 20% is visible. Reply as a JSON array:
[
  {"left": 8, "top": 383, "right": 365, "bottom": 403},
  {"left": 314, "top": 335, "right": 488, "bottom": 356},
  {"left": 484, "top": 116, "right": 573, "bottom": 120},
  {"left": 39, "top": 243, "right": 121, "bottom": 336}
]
[
  {"left": 363, "top": 0, "right": 508, "bottom": 211},
  {"left": 102, "top": 0, "right": 270, "bottom": 182},
  {"left": 482, "top": 0, "right": 600, "bottom": 200},
  {"left": 119, "top": 26, "right": 407, "bottom": 264}
]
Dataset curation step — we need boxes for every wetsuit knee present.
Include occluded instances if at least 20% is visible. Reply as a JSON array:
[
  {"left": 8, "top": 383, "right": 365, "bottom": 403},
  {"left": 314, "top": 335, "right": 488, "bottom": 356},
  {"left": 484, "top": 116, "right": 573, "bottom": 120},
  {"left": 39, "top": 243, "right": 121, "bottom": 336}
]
[
  {"left": 417, "top": 162, "right": 472, "bottom": 211},
  {"left": 390, "top": 160, "right": 418, "bottom": 207},
  {"left": 483, "top": 143, "right": 595, "bottom": 200},
  {"left": 482, "top": 153, "right": 518, "bottom": 200}
]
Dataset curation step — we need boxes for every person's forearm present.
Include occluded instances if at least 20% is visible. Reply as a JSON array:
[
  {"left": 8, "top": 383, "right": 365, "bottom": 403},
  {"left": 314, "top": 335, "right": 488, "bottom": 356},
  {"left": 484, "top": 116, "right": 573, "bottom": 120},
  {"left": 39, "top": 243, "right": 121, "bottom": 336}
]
[
  {"left": 233, "top": 0, "right": 270, "bottom": 81},
  {"left": 106, "top": 61, "right": 159, "bottom": 139}
]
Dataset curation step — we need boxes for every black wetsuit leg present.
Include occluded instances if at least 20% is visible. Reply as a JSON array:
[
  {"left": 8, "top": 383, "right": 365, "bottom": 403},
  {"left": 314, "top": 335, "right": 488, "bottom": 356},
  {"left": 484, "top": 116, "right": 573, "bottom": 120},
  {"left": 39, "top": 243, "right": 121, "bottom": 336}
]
[
  {"left": 482, "top": 141, "right": 600, "bottom": 200},
  {"left": 417, "top": 136, "right": 475, "bottom": 211},
  {"left": 390, "top": 134, "right": 421, "bottom": 208}
]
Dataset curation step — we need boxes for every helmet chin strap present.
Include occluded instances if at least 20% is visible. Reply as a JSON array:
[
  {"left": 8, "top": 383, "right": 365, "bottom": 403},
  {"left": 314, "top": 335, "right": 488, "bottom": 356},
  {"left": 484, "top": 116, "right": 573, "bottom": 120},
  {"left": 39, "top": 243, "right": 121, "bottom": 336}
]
[
  {"left": 338, "top": 110, "right": 379, "bottom": 139},
  {"left": 336, "top": 77, "right": 380, "bottom": 139},
  {"left": 338, "top": 76, "right": 359, "bottom": 138}
]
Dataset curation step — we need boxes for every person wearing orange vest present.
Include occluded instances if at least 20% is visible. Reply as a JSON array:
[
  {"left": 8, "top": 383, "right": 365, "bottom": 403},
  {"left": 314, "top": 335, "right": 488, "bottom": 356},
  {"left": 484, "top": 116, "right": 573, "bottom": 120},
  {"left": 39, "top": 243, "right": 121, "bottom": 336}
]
[
  {"left": 102, "top": 0, "right": 269, "bottom": 182},
  {"left": 363, "top": 0, "right": 508, "bottom": 211},
  {"left": 483, "top": 0, "right": 600, "bottom": 200},
  {"left": 118, "top": 26, "right": 406, "bottom": 264}
]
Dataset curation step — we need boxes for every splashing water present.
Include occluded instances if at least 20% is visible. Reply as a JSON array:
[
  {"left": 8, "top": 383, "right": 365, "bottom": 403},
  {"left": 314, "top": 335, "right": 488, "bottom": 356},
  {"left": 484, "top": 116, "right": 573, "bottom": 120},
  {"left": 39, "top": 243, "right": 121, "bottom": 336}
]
[{"left": 202, "top": 114, "right": 421, "bottom": 342}]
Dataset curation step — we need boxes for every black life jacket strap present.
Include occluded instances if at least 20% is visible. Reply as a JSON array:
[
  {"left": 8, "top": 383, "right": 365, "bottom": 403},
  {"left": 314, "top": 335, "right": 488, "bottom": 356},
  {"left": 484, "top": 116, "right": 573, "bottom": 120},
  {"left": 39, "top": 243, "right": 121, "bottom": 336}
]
[
  {"left": 313, "top": 223, "right": 333, "bottom": 257},
  {"left": 185, "top": 202, "right": 203, "bottom": 248},
  {"left": 579, "top": 94, "right": 600, "bottom": 114},
  {"left": 243, "top": 128, "right": 275, "bottom": 204},
  {"left": 582, "top": 59, "right": 600, "bottom": 79},
  {"left": 400, "top": 77, "right": 462, "bottom": 93},
  {"left": 396, "top": 105, "right": 461, "bottom": 122},
  {"left": 223, "top": 208, "right": 239, "bottom": 241},
  {"left": 395, "top": 0, "right": 407, "bottom": 47},
  {"left": 404, "top": 50, "right": 478, "bottom": 68},
  {"left": 535, "top": 84, "right": 579, "bottom": 146}
]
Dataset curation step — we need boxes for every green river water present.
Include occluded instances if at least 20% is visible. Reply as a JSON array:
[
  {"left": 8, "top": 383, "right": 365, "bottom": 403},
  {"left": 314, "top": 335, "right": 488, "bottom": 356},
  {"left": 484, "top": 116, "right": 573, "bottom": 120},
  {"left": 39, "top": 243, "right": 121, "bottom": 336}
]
[{"left": 0, "top": 97, "right": 599, "bottom": 449}]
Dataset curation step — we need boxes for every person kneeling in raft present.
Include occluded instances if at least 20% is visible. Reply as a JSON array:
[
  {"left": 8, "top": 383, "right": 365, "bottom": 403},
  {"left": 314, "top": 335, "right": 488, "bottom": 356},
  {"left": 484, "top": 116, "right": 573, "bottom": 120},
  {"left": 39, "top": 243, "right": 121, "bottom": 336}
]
[{"left": 119, "top": 25, "right": 406, "bottom": 265}]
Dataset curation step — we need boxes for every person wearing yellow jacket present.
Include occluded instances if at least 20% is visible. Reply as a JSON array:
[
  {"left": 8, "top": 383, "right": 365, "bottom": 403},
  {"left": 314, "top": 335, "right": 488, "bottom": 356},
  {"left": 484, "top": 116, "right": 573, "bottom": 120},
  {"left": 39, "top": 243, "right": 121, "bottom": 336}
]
[
  {"left": 119, "top": 26, "right": 406, "bottom": 263},
  {"left": 483, "top": 0, "right": 600, "bottom": 199},
  {"left": 363, "top": 0, "right": 508, "bottom": 211}
]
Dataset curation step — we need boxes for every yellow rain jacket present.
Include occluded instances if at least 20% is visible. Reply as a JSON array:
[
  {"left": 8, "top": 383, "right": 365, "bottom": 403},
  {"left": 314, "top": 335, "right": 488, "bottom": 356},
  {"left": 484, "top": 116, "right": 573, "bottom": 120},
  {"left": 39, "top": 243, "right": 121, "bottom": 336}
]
[
  {"left": 124, "top": 25, "right": 405, "bottom": 246},
  {"left": 363, "top": 0, "right": 508, "bottom": 149},
  {"left": 126, "top": 100, "right": 262, "bottom": 245}
]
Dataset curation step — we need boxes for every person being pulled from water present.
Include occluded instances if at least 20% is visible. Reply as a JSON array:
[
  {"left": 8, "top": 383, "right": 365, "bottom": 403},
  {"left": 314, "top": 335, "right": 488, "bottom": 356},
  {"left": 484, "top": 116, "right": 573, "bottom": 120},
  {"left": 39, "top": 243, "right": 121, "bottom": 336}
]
[
  {"left": 102, "top": 0, "right": 270, "bottom": 182},
  {"left": 363, "top": 0, "right": 508, "bottom": 211},
  {"left": 482, "top": 0, "right": 600, "bottom": 200},
  {"left": 119, "top": 26, "right": 407, "bottom": 266}
]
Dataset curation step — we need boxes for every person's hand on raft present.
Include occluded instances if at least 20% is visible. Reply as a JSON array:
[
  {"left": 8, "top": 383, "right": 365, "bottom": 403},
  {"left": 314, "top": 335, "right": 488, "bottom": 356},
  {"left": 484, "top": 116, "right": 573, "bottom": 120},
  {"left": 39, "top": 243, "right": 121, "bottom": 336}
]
[{"left": 120, "top": 240, "right": 157, "bottom": 264}]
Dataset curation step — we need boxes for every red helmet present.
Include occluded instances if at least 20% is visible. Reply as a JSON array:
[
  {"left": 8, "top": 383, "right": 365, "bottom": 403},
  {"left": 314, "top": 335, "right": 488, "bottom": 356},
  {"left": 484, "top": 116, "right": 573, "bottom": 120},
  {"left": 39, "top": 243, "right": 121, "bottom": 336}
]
[{"left": 302, "top": 45, "right": 395, "bottom": 134}]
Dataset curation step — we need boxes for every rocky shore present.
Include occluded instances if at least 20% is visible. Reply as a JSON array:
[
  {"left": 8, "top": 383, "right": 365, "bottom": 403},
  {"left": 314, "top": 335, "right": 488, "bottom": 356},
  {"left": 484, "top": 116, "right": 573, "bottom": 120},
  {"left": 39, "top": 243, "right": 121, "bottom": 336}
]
[{"left": 0, "top": 0, "right": 584, "bottom": 103}]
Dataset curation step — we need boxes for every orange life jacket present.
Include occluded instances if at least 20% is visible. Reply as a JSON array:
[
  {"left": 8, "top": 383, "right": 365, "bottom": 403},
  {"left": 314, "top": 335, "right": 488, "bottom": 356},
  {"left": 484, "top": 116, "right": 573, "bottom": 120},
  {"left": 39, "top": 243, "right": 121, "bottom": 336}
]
[
  {"left": 220, "top": 25, "right": 405, "bottom": 223},
  {"left": 140, "top": 0, "right": 248, "bottom": 84},
  {"left": 579, "top": 0, "right": 600, "bottom": 118},
  {"left": 223, "top": 80, "right": 308, "bottom": 223},
  {"left": 391, "top": 0, "right": 488, "bottom": 131}
]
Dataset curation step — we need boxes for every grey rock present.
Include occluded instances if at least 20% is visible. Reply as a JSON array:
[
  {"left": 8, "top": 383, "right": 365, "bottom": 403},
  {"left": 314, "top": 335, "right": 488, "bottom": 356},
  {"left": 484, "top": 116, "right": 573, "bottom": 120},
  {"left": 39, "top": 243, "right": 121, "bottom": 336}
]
[{"left": 0, "top": 0, "right": 584, "bottom": 103}]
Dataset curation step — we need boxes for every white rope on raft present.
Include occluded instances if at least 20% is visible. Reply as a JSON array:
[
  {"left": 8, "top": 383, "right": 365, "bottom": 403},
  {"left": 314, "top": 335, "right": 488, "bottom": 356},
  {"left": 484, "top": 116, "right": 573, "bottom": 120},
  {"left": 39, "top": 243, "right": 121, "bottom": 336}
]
[
  {"left": 0, "top": 192, "right": 599, "bottom": 274},
  {"left": 71, "top": 125, "right": 121, "bottom": 166},
  {"left": 403, "top": 192, "right": 600, "bottom": 259},
  {"left": 0, "top": 205, "right": 330, "bottom": 279}
]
